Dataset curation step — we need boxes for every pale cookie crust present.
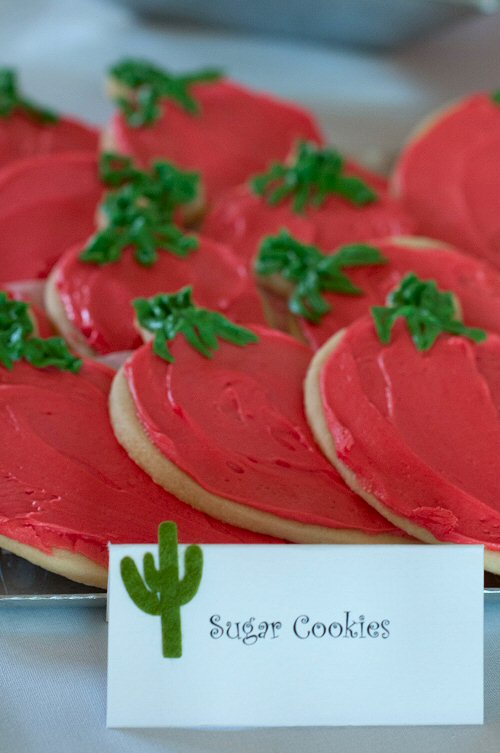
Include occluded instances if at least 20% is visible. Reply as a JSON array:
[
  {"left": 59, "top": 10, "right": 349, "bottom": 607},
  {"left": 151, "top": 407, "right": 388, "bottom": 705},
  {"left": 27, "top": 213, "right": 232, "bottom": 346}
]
[
  {"left": 257, "top": 277, "right": 306, "bottom": 337},
  {"left": 0, "top": 533, "right": 107, "bottom": 589},
  {"left": 304, "top": 329, "right": 498, "bottom": 574},
  {"left": 44, "top": 268, "right": 97, "bottom": 358},
  {"left": 105, "top": 76, "right": 132, "bottom": 105},
  {"left": 109, "top": 365, "right": 408, "bottom": 545},
  {"left": 100, "top": 124, "right": 117, "bottom": 154},
  {"left": 258, "top": 286, "right": 297, "bottom": 333},
  {"left": 28, "top": 310, "right": 40, "bottom": 337},
  {"left": 257, "top": 271, "right": 294, "bottom": 299}
]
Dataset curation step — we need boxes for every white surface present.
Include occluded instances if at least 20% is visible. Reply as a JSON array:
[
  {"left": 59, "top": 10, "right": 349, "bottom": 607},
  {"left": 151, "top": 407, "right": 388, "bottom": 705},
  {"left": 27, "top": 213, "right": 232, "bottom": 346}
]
[
  {"left": 1, "top": 0, "right": 500, "bottom": 749},
  {"left": 107, "top": 544, "right": 483, "bottom": 727},
  {"left": 1, "top": 602, "right": 500, "bottom": 752}
]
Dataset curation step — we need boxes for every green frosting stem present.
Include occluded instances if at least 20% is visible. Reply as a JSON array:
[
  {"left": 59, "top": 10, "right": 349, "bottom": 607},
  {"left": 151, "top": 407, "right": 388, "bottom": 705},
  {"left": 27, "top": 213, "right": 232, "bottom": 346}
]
[
  {"left": 256, "top": 230, "right": 386, "bottom": 323},
  {"left": 109, "top": 58, "right": 223, "bottom": 126},
  {"left": 120, "top": 522, "right": 203, "bottom": 659},
  {"left": 80, "top": 154, "right": 201, "bottom": 267},
  {"left": 0, "top": 292, "right": 81, "bottom": 372},
  {"left": 79, "top": 186, "right": 199, "bottom": 267},
  {"left": 133, "top": 286, "right": 259, "bottom": 362},
  {"left": 251, "top": 140, "right": 378, "bottom": 213},
  {"left": 99, "top": 151, "right": 200, "bottom": 213},
  {"left": 372, "top": 273, "right": 487, "bottom": 352},
  {"left": 0, "top": 68, "right": 58, "bottom": 122}
]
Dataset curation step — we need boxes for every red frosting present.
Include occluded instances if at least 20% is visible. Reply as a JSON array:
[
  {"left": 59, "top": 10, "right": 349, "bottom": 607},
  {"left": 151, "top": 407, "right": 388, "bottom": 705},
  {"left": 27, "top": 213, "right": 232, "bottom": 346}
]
[
  {"left": 0, "top": 359, "right": 279, "bottom": 570},
  {"left": 203, "top": 173, "right": 414, "bottom": 272},
  {"left": 108, "top": 80, "right": 324, "bottom": 204},
  {"left": 298, "top": 238, "right": 500, "bottom": 349},
  {"left": 54, "top": 236, "right": 266, "bottom": 354},
  {"left": 0, "top": 152, "right": 103, "bottom": 283},
  {"left": 0, "top": 111, "right": 98, "bottom": 171},
  {"left": 3, "top": 284, "right": 53, "bottom": 339},
  {"left": 124, "top": 328, "right": 403, "bottom": 537},
  {"left": 394, "top": 93, "right": 500, "bottom": 271},
  {"left": 318, "top": 316, "right": 500, "bottom": 550}
]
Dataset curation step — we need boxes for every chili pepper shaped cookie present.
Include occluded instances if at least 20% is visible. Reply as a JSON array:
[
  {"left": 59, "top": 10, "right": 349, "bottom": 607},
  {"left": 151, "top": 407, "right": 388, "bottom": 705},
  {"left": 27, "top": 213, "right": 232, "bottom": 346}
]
[
  {"left": 110, "top": 288, "right": 410, "bottom": 545},
  {"left": 0, "top": 67, "right": 97, "bottom": 171},
  {"left": 46, "top": 157, "right": 267, "bottom": 355},
  {"left": 393, "top": 91, "right": 500, "bottom": 271},
  {"left": 305, "top": 274, "right": 500, "bottom": 573},
  {"left": 0, "top": 294, "right": 280, "bottom": 587}
]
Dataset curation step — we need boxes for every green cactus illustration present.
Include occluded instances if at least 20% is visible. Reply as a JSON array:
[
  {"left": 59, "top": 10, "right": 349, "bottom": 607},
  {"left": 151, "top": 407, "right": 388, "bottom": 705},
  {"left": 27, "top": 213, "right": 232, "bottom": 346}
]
[{"left": 120, "top": 521, "right": 203, "bottom": 658}]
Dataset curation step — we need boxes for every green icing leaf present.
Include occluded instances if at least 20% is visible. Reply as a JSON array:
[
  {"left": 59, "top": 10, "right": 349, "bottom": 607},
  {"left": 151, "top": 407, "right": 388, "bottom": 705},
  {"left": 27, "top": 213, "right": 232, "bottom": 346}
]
[
  {"left": 256, "top": 230, "right": 386, "bottom": 323},
  {"left": 22, "top": 337, "right": 82, "bottom": 373},
  {"left": 99, "top": 152, "right": 142, "bottom": 186},
  {"left": 133, "top": 286, "right": 259, "bottom": 362},
  {"left": 251, "top": 140, "right": 378, "bottom": 214},
  {"left": 99, "top": 152, "right": 200, "bottom": 215},
  {"left": 372, "top": 273, "right": 487, "bottom": 351},
  {"left": 0, "top": 292, "right": 81, "bottom": 372},
  {"left": 150, "top": 161, "right": 200, "bottom": 211},
  {"left": 0, "top": 294, "right": 34, "bottom": 370},
  {"left": 491, "top": 90, "right": 500, "bottom": 105},
  {"left": 80, "top": 185, "right": 199, "bottom": 266},
  {"left": 82, "top": 154, "right": 201, "bottom": 267},
  {"left": 109, "top": 58, "right": 223, "bottom": 126},
  {"left": 0, "top": 68, "right": 59, "bottom": 123}
]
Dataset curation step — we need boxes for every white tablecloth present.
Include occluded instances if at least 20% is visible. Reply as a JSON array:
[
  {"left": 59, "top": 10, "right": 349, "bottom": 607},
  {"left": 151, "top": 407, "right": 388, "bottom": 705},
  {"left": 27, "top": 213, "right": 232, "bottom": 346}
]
[
  {"left": 2, "top": 1, "right": 500, "bottom": 749},
  {"left": 1, "top": 602, "right": 500, "bottom": 752}
]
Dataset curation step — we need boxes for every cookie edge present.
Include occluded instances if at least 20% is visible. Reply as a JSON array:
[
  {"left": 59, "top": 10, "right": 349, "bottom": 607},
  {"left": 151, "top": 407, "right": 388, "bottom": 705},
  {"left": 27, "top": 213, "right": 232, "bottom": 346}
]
[
  {"left": 0, "top": 533, "right": 107, "bottom": 589},
  {"left": 109, "top": 363, "right": 408, "bottom": 545}
]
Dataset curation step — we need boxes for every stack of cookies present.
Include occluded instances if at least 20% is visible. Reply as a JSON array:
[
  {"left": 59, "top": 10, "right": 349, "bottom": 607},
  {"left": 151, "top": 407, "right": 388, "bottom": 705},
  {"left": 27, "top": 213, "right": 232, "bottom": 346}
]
[{"left": 2, "top": 62, "right": 500, "bottom": 586}]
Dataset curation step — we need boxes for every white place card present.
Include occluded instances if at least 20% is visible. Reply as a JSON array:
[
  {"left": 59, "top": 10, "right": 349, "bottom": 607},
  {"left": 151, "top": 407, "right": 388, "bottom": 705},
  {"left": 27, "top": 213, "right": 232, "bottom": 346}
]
[{"left": 107, "top": 533, "right": 483, "bottom": 728}]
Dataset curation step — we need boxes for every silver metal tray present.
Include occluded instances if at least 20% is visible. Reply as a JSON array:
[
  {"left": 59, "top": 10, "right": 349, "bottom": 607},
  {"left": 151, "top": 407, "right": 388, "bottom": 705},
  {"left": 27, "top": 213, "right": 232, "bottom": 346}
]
[
  {"left": 1, "top": 547, "right": 498, "bottom": 607},
  {"left": 0, "top": 549, "right": 106, "bottom": 608}
]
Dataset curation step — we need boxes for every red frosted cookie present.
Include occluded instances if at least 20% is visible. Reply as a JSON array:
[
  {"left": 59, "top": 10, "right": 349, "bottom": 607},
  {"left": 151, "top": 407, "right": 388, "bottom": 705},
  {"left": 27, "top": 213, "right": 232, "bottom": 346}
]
[
  {"left": 0, "top": 295, "right": 279, "bottom": 588},
  {"left": 47, "top": 234, "right": 267, "bottom": 355},
  {"left": 0, "top": 149, "right": 204, "bottom": 286},
  {"left": 305, "top": 274, "right": 500, "bottom": 573},
  {"left": 393, "top": 92, "right": 500, "bottom": 271},
  {"left": 110, "top": 292, "right": 408, "bottom": 544},
  {"left": 105, "top": 59, "right": 324, "bottom": 204},
  {"left": 0, "top": 68, "right": 97, "bottom": 170},
  {"left": 203, "top": 141, "right": 414, "bottom": 270},
  {"left": 0, "top": 153, "right": 103, "bottom": 283},
  {"left": 256, "top": 234, "right": 500, "bottom": 349}
]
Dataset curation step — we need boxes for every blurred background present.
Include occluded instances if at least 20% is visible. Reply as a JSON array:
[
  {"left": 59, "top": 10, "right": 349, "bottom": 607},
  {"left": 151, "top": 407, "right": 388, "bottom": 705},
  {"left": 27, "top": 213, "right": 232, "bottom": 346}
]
[
  {"left": 2, "top": 0, "right": 500, "bottom": 163},
  {"left": 102, "top": 0, "right": 500, "bottom": 48}
]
